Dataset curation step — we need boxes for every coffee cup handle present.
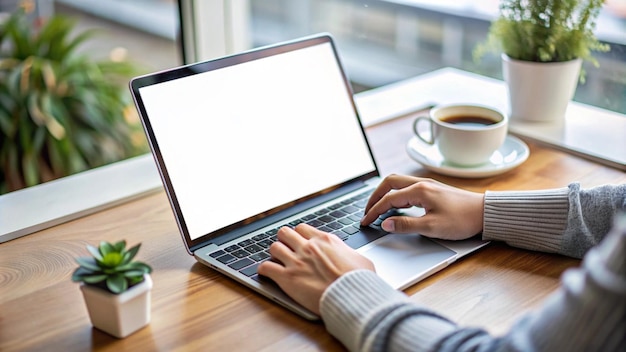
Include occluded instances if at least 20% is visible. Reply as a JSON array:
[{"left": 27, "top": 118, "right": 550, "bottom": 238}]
[{"left": 413, "top": 116, "right": 434, "bottom": 145}]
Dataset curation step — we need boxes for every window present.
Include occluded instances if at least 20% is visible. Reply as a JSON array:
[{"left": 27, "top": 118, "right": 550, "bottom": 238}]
[
  {"left": 184, "top": 0, "right": 626, "bottom": 114},
  {"left": 56, "top": 0, "right": 180, "bottom": 72},
  {"left": 0, "top": 0, "right": 181, "bottom": 193}
]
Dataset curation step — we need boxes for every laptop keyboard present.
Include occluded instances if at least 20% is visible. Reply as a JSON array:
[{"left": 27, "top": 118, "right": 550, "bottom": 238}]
[{"left": 208, "top": 189, "right": 400, "bottom": 280}]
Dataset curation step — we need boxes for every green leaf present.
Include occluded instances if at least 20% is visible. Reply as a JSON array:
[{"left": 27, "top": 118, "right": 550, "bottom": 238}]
[
  {"left": 123, "top": 270, "right": 146, "bottom": 278},
  {"left": 128, "top": 276, "right": 144, "bottom": 286},
  {"left": 86, "top": 244, "right": 103, "bottom": 261},
  {"left": 47, "top": 137, "right": 64, "bottom": 176},
  {"left": 31, "top": 125, "right": 46, "bottom": 154},
  {"left": 71, "top": 267, "right": 94, "bottom": 282},
  {"left": 67, "top": 144, "right": 88, "bottom": 174},
  {"left": 113, "top": 240, "right": 126, "bottom": 252},
  {"left": 64, "top": 29, "right": 98, "bottom": 58},
  {"left": 99, "top": 241, "right": 116, "bottom": 256},
  {"left": 0, "top": 108, "right": 14, "bottom": 138},
  {"left": 123, "top": 243, "right": 141, "bottom": 264},
  {"left": 114, "top": 263, "right": 135, "bottom": 272},
  {"left": 106, "top": 274, "right": 127, "bottom": 294},
  {"left": 82, "top": 274, "right": 108, "bottom": 284},
  {"left": 23, "top": 158, "right": 37, "bottom": 187},
  {"left": 130, "top": 262, "right": 153, "bottom": 274},
  {"left": 75, "top": 257, "right": 100, "bottom": 271}
]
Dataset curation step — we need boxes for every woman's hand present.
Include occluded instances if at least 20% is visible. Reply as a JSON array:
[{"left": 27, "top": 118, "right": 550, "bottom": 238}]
[
  {"left": 361, "top": 174, "right": 484, "bottom": 240},
  {"left": 257, "top": 224, "right": 375, "bottom": 315},
  {"left": 257, "top": 175, "right": 483, "bottom": 314}
]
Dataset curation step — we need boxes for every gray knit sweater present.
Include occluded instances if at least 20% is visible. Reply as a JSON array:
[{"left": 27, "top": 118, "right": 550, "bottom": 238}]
[{"left": 320, "top": 183, "right": 626, "bottom": 351}]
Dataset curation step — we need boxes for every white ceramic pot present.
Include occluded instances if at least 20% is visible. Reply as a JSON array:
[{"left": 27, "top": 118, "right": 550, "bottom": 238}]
[
  {"left": 80, "top": 274, "right": 152, "bottom": 338},
  {"left": 502, "top": 54, "right": 582, "bottom": 122}
]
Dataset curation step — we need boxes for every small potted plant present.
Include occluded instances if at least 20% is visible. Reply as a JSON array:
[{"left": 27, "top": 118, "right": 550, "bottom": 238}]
[
  {"left": 72, "top": 240, "right": 153, "bottom": 338},
  {"left": 474, "top": 0, "right": 610, "bottom": 122}
]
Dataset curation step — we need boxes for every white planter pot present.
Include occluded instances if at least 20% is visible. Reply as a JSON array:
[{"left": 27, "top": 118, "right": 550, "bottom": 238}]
[
  {"left": 502, "top": 54, "right": 582, "bottom": 122},
  {"left": 80, "top": 274, "right": 152, "bottom": 338}
]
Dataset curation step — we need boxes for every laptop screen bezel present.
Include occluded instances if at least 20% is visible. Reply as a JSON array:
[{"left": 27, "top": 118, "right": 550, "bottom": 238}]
[{"left": 130, "top": 33, "right": 380, "bottom": 254}]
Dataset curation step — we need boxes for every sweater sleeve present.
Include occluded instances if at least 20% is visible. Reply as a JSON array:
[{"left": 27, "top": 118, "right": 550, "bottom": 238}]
[
  {"left": 499, "top": 213, "right": 626, "bottom": 351},
  {"left": 320, "top": 269, "right": 462, "bottom": 352},
  {"left": 320, "top": 213, "right": 626, "bottom": 352},
  {"left": 483, "top": 183, "right": 626, "bottom": 258}
]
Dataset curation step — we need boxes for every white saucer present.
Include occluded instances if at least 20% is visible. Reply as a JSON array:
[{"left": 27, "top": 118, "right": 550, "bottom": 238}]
[{"left": 406, "top": 135, "right": 530, "bottom": 178}]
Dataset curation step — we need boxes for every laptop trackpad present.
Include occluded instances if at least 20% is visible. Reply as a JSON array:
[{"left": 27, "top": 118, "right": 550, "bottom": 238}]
[{"left": 360, "top": 234, "right": 456, "bottom": 290}]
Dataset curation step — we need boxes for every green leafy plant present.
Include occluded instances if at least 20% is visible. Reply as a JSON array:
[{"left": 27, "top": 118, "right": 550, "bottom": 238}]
[
  {"left": 0, "top": 10, "right": 147, "bottom": 194},
  {"left": 72, "top": 240, "right": 152, "bottom": 294},
  {"left": 474, "top": 0, "right": 610, "bottom": 77}
]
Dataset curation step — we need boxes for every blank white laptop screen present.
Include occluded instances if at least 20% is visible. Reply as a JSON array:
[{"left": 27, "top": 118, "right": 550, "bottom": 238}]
[{"left": 138, "top": 42, "right": 376, "bottom": 240}]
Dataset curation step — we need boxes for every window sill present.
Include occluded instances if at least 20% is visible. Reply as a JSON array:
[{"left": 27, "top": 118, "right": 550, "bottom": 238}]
[{"left": 0, "top": 154, "right": 162, "bottom": 243}]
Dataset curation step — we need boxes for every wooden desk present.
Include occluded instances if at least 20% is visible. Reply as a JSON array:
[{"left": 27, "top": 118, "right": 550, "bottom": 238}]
[{"left": 1, "top": 109, "right": 625, "bottom": 351}]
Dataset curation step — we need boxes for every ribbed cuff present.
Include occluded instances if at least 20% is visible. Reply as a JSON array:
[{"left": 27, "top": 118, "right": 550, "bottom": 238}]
[
  {"left": 483, "top": 187, "right": 570, "bottom": 253},
  {"left": 320, "top": 270, "right": 456, "bottom": 352},
  {"left": 320, "top": 270, "right": 409, "bottom": 351}
]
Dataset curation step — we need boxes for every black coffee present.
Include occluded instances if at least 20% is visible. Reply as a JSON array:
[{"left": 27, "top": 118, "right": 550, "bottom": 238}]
[{"left": 441, "top": 115, "right": 497, "bottom": 127}]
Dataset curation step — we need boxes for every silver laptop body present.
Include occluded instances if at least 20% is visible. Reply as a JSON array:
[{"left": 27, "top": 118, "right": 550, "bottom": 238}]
[{"left": 130, "top": 33, "right": 488, "bottom": 320}]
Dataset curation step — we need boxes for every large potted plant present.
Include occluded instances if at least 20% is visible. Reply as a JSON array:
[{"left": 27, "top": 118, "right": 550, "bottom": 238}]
[
  {"left": 474, "top": 0, "right": 610, "bottom": 122},
  {"left": 0, "top": 10, "right": 146, "bottom": 193},
  {"left": 72, "top": 240, "right": 153, "bottom": 338}
]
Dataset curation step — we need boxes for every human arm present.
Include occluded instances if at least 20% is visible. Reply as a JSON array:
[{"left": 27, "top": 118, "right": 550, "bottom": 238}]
[
  {"left": 483, "top": 183, "right": 626, "bottom": 258},
  {"left": 322, "top": 214, "right": 626, "bottom": 351},
  {"left": 259, "top": 214, "right": 626, "bottom": 351},
  {"left": 256, "top": 224, "right": 472, "bottom": 350},
  {"left": 363, "top": 175, "right": 626, "bottom": 258}
]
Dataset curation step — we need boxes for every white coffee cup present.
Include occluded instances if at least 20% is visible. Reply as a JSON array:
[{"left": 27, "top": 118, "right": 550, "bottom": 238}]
[{"left": 413, "top": 104, "right": 508, "bottom": 166}]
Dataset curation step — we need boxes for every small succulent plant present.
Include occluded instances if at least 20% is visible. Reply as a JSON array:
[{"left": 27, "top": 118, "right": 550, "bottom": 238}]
[{"left": 72, "top": 240, "right": 152, "bottom": 294}]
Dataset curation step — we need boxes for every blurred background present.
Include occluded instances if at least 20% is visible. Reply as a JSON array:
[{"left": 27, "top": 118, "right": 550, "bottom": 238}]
[{"left": 5, "top": 0, "right": 622, "bottom": 109}]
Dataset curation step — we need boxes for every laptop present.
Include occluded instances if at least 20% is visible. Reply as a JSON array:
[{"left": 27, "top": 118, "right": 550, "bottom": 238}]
[{"left": 129, "top": 33, "right": 489, "bottom": 320}]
